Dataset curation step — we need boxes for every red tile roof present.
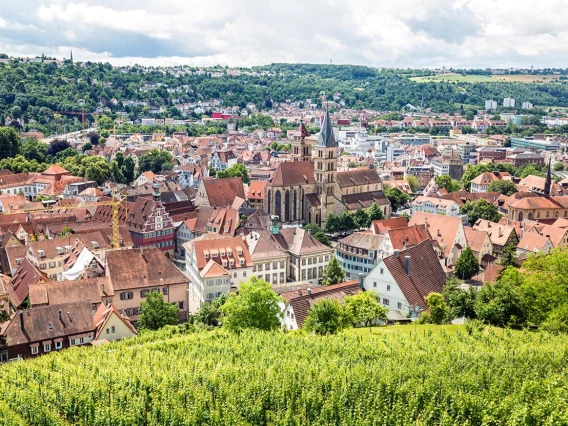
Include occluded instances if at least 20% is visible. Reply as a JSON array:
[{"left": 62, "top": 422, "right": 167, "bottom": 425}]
[
  {"left": 203, "top": 177, "right": 246, "bottom": 208},
  {"left": 383, "top": 240, "right": 446, "bottom": 308},
  {"left": 269, "top": 161, "right": 315, "bottom": 187}
]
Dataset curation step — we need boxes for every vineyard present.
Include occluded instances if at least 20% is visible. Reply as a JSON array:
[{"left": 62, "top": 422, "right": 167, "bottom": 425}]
[{"left": 1, "top": 325, "right": 568, "bottom": 425}]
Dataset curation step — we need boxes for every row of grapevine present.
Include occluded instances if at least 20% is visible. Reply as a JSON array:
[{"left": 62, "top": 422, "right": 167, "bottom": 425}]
[{"left": 0, "top": 327, "right": 567, "bottom": 425}]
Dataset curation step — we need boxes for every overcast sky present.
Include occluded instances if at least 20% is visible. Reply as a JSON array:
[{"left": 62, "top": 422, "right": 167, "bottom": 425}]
[{"left": 0, "top": 0, "right": 566, "bottom": 68}]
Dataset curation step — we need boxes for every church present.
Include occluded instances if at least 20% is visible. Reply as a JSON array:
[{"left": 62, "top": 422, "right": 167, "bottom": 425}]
[{"left": 265, "top": 110, "right": 391, "bottom": 227}]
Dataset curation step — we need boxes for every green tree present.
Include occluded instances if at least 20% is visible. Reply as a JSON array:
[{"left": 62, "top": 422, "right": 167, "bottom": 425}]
[
  {"left": 435, "top": 175, "right": 460, "bottom": 193},
  {"left": 500, "top": 242, "right": 519, "bottom": 268},
  {"left": 138, "top": 149, "right": 174, "bottom": 174},
  {"left": 443, "top": 276, "right": 477, "bottom": 319},
  {"left": 216, "top": 163, "right": 250, "bottom": 184},
  {"left": 122, "top": 156, "right": 135, "bottom": 183},
  {"left": 48, "top": 139, "right": 71, "bottom": 157},
  {"left": 60, "top": 226, "right": 75, "bottom": 235},
  {"left": 0, "top": 126, "right": 22, "bottom": 158},
  {"left": 324, "top": 213, "right": 341, "bottom": 232},
  {"left": 460, "top": 199, "right": 502, "bottom": 225},
  {"left": 520, "top": 163, "right": 545, "bottom": 179},
  {"left": 344, "top": 291, "right": 388, "bottom": 330},
  {"left": 353, "top": 209, "right": 370, "bottom": 229},
  {"left": 322, "top": 256, "right": 346, "bottom": 286},
  {"left": 21, "top": 139, "right": 48, "bottom": 163},
  {"left": 423, "top": 292, "right": 449, "bottom": 324},
  {"left": 220, "top": 276, "right": 283, "bottom": 332},
  {"left": 195, "top": 295, "right": 227, "bottom": 326},
  {"left": 384, "top": 185, "right": 410, "bottom": 211},
  {"left": 82, "top": 142, "right": 93, "bottom": 152},
  {"left": 312, "top": 231, "right": 331, "bottom": 247},
  {"left": 304, "top": 299, "right": 346, "bottom": 335},
  {"left": 554, "top": 162, "right": 564, "bottom": 172},
  {"left": 138, "top": 292, "right": 180, "bottom": 331},
  {"left": 487, "top": 180, "right": 518, "bottom": 196},
  {"left": 454, "top": 247, "right": 479, "bottom": 280},
  {"left": 406, "top": 175, "right": 420, "bottom": 193},
  {"left": 475, "top": 278, "right": 525, "bottom": 327},
  {"left": 367, "top": 202, "right": 384, "bottom": 221}
]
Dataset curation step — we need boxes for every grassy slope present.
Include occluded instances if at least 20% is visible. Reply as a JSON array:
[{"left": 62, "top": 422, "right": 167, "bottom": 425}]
[{"left": 1, "top": 325, "right": 568, "bottom": 425}]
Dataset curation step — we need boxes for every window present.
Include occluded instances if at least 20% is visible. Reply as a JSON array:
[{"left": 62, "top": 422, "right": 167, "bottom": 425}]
[
  {"left": 380, "top": 268, "right": 384, "bottom": 275},
  {"left": 44, "top": 344, "right": 51, "bottom": 353},
  {"left": 178, "top": 301, "right": 184, "bottom": 309},
  {"left": 140, "top": 290, "right": 150, "bottom": 298},
  {"left": 79, "top": 337, "right": 85, "bottom": 344},
  {"left": 163, "top": 287, "right": 168, "bottom": 295},
  {"left": 0, "top": 351, "right": 8, "bottom": 362},
  {"left": 111, "top": 326, "right": 115, "bottom": 333},
  {"left": 39, "top": 263, "right": 46, "bottom": 270},
  {"left": 243, "top": 271, "right": 247, "bottom": 277},
  {"left": 383, "top": 298, "right": 390, "bottom": 306},
  {"left": 70, "top": 339, "right": 76, "bottom": 346},
  {"left": 233, "top": 272, "right": 237, "bottom": 278},
  {"left": 398, "top": 302, "right": 402, "bottom": 309},
  {"left": 373, "top": 281, "right": 377, "bottom": 288},
  {"left": 387, "top": 285, "right": 391, "bottom": 291},
  {"left": 48, "top": 261, "right": 56, "bottom": 268},
  {"left": 106, "top": 328, "right": 110, "bottom": 335},
  {"left": 55, "top": 341, "right": 62, "bottom": 350},
  {"left": 31, "top": 346, "right": 39, "bottom": 355}
]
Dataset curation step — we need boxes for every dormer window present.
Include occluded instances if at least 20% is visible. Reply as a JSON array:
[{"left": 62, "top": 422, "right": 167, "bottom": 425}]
[
  {"left": 38, "top": 250, "right": 45, "bottom": 258},
  {"left": 56, "top": 247, "right": 63, "bottom": 255},
  {"left": 91, "top": 241, "right": 99, "bottom": 249}
]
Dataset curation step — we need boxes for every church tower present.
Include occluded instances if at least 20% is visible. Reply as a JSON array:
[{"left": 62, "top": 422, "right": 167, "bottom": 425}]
[
  {"left": 544, "top": 158, "right": 552, "bottom": 198},
  {"left": 314, "top": 110, "right": 340, "bottom": 225},
  {"left": 292, "top": 121, "right": 311, "bottom": 162}
]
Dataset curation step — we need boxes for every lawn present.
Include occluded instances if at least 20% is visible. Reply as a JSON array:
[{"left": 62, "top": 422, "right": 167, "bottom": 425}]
[{"left": 344, "top": 323, "right": 462, "bottom": 338}]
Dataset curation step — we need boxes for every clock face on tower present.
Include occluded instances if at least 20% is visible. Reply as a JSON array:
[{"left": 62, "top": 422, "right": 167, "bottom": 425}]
[{"left": 156, "top": 223, "right": 163, "bottom": 230}]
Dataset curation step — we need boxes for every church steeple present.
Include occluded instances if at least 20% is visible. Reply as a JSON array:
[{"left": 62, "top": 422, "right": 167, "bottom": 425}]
[
  {"left": 292, "top": 120, "right": 311, "bottom": 162},
  {"left": 544, "top": 158, "right": 552, "bottom": 198},
  {"left": 316, "top": 109, "right": 337, "bottom": 147},
  {"left": 70, "top": 49, "right": 73, "bottom": 63}
]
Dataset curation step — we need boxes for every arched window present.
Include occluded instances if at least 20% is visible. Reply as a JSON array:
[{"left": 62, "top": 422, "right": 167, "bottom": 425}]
[
  {"left": 537, "top": 211, "right": 540, "bottom": 218},
  {"left": 518, "top": 212, "right": 524, "bottom": 221},
  {"left": 555, "top": 210, "right": 558, "bottom": 218},
  {"left": 284, "top": 190, "right": 290, "bottom": 222},
  {"left": 528, "top": 212, "right": 533, "bottom": 220},
  {"left": 293, "top": 190, "right": 297, "bottom": 222},
  {"left": 268, "top": 189, "right": 272, "bottom": 213},
  {"left": 275, "top": 190, "right": 281, "bottom": 218}
]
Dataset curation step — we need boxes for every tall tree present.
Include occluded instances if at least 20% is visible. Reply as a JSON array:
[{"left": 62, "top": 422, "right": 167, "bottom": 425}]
[
  {"left": 216, "top": 163, "right": 250, "bottom": 184},
  {"left": 322, "top": 257, "right": 346, "bottom": 286},
  {"left": 487, "top": 180, "right": 518, "bottom": 196},
  {"left": 0, "top": 126, "right": 22, "bottom": 158},
  {"left": 435, "top": 175, "right": 460, "bottom": 193},
  {"left": 475, "top": 279, "right": 525, "bottom": 327},
  {"left": 48, "top": 139, "right": 71, "bottom": 157},
  {"left": 500, "top": 242, "right": 519, "bottom": 268},
  {"left": 454, "top": 247, "right": 480, "bottom": 280},
  {"left": 353, "top": 209, "right": 370, "bottom": 229},
  {"left": 443, "top": 277, "right": 477, "bottom": 319},
  {"left": 220, "top": 276, "right": 283, "bottom": 332},
  {"left": 344, "top": 291, "right": 388, "bottom": 330},
  {"left": 423, "top": 292, "right": 449, "bottom": 324},
  {"left": 367, "top": 202, "right": 384, "bottom": 221},
  {"left": 460, "top": 199, "right": 502, "bottom": 225},
  {"left": 138, "top": 149, "right": 174, "bottom": 174},
  {"left": 304, "top": 299, "right": 346, "bottom": 335},
  {"left": 384, "top": 185, "right": 410, "bottom": 212},
  {"left": 406, "top": 175, "right": 420, "bottom": 193},
  {"left": 122, "top": 156, "right": 135, "bottom": 183},
  {"left": 138, "top": 292, "right": 180, "bottom": 331}
]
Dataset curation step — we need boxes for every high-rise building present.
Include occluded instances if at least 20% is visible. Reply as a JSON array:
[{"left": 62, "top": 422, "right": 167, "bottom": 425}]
[
  {"left": 522, "top": 102, "right": 533, "bottom": 110},
  {"left": 485, "top": 100, "right": 497, "bottom": 110},
  {"left": 503, "top": 98, "right": 516, "bottom": 108}
]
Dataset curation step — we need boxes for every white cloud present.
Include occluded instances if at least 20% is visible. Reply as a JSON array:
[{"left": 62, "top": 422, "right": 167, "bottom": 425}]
[{"left": 0, "top": 0, "right": 565, "bottom": 67}]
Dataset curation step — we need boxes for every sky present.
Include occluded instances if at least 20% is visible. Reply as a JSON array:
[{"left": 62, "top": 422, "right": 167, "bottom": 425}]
[{"left": 0, "top": 0, "right": 566, "bottom": 68}]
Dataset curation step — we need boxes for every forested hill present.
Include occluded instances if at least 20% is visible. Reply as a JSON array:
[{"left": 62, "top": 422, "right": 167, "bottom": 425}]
[{"left": 1, "top": 60, "right": 568, "bottom": 134}]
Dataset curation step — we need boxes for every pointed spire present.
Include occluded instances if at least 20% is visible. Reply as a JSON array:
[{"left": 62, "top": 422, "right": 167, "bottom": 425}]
[
  {"left": 298, "top": 120, "right": 310, "bottom": 139},
  {"left": 316, "top": 109, "right": 337, "bottom": 147},
  {"left": 544, "top": 157, "right": 552, "bottom": 198},
  {"left": 152, "top": 181, "right": 161, "bottom": 202},
  {"left": 70, "top": 49, "right": 73, "bottom": 63}
]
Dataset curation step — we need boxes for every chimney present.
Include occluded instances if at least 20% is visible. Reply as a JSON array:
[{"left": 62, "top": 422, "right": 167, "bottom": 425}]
[
  {"left": 498, "top": 227, "right": 503, "bottom": 237},
  {"left": 58, "top": 309, "right": 62, "bottom": 321},
  {"left": 424, "top": 217, "right": 428, "bottom": 230},
  {"left": 358, "top": 272, "right": 364, "bottom": 290},
  {"left": 19, "top": 311, "right": 24, "bottom": 330},
  {"left": 394, "top": 249, "right": 400, "bottom": 258},
  {"left": 404, "top": 256, "right": 411, "bottom": 276},
  {"left": 307, "top": 288, "right": 312, "bottom": 295}
]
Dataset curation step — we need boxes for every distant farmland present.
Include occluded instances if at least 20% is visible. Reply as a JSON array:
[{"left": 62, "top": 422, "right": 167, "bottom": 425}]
[{"left": 411, "top": 73, "right": 564, "bottom": 84}]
